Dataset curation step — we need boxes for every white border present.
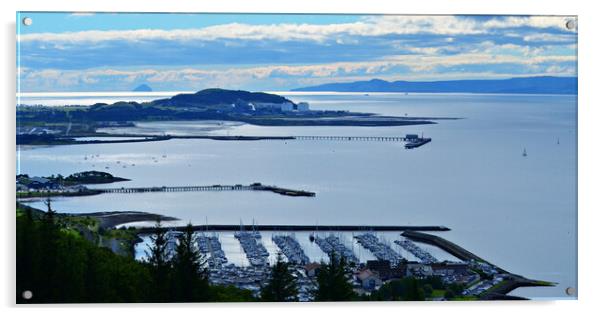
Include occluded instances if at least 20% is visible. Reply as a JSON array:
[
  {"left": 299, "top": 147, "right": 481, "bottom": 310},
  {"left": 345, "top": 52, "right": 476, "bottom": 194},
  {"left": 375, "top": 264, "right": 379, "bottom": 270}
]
[{"left": 2, "top": 1, "right": 600, "bottom": 316}]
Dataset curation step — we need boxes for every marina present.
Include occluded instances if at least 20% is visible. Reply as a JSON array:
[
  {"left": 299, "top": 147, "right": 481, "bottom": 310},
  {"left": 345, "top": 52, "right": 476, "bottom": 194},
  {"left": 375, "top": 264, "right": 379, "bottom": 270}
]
[
  {"left": 314, "top": 234, "right": 359, "bottom": 265},
  {"left": 235, "top": 229, "right": 270, "bottom": 267},
  {"left": 132, "top": 226, "right": 552, "bottom": 299},
  {"left": 354, "top": 233, "right": 403, "bottom": 266},
  {"left": 196, "top": 232, "right": 228, "bottom": 268},
  {"left": 272, "top": 234, "right": 310, "bottom": 265},
  {"left": 395, "top": 238, "right": 439, "bottom": 264}
]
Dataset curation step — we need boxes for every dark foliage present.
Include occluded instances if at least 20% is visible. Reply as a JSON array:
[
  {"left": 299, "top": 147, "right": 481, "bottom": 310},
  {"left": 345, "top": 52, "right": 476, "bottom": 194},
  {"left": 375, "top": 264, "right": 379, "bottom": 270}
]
[
  {"left": 170, "top": 223, "right": 209, "bottom": 302},
  {"left": 260, "top": 253, "right": 298, "bottom": 302},
  {"left": 314, "top": 252, "right": 357, "bottom": 301},
  {"left": 16, "top": 205, "right": 255, "bottom": 303},
  {"left": 369, "top": 276, "right": 457, "bottom": 301}
]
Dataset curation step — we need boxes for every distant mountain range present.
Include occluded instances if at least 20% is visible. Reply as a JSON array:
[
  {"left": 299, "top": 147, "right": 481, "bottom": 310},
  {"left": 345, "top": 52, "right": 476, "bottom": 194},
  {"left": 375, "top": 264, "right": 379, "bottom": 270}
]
[{"left": 292, "top": 76, "right": 577, "bottom": 94}]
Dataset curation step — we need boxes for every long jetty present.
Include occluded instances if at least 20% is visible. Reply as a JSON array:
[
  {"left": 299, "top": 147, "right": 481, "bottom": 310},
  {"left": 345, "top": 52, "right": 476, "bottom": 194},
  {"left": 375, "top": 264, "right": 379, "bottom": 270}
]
[
  {"left": 97, "top": 183, "right": 316, "bottom": 197},
  {"left": 138, "top": 224, "right": 450, "bottom": 234},
  {"left": 73, "top": 134, "right": 415, "bottom": 143},
  {"left": 292, "top": 135, "right": 408, "bottom": 142}
]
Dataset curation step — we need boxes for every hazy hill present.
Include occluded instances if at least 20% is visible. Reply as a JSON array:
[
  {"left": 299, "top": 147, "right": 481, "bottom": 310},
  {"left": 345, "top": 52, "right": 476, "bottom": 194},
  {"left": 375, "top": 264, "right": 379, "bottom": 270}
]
[
  {"left": 132, "top": 84, "right": 152, "bottom": 92},
  {"left": 292, "top": 76, "right": 577, "bottom": 94}
]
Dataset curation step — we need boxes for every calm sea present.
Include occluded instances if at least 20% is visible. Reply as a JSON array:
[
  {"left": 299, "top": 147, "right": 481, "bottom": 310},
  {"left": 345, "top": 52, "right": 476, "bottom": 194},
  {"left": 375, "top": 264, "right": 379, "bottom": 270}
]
[{"left": 17, "top": 92, "right": 577, "bottom": 299}]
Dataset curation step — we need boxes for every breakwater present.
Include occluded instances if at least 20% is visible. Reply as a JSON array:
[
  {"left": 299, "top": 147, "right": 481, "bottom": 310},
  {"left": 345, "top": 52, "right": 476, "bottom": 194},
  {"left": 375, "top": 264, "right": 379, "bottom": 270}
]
[
  {"left": 137, "top": 224, "right": 450, "bottom": 234},
  {"left": 401, "top": 230, "right": 488, "bottom": 264}
]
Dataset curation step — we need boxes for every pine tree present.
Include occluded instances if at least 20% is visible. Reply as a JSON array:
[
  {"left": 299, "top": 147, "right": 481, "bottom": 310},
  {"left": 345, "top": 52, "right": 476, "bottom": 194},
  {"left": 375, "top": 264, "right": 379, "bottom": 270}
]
[
  {"left": 260, "top": 253, "right": 298, "bottom": 302},
  {"left": 314, "top": 252, "right": 356, "bottom": 301},
  {"left": 38, "top": 197, "right": 61, "bottom": 301},
  {"left": 146, "top": 220, "right": 171, "bottom": 301},
  {"left": 170, "top": 223, "right": 209, "bottom": 302},
  {"left": 16, "top": 204, "right": 35, "bottom": 302}
]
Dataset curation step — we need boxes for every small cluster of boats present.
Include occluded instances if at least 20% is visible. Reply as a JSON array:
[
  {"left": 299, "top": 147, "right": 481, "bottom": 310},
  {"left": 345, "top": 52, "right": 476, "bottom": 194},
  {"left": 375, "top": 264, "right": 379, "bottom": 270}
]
[
  {"left": 354, "top": 233, "right": 402, "bottom": 265},
  {"left": 82, "top": 152, "right": 168, "bottom": 169},
  {"left": 196, "top": 232, "right": 228, "bottom": 268},
  {"left": 235, "top": 231, "right": 270, "bottom": 267},
  {"left": 272, "top": 235, "right": 310, "bottom": 265},
  {"left": 394, "top": 238, "right": 438, "bottom": 264},
  {"left": 208, "top": 264, "right": 270, "bottom": 293},
  {"left": 314, "top": 234, "right": 358, "bottom": 265},
  {"left": 164, "top": 230, "right": 182, "bottom": 260}
]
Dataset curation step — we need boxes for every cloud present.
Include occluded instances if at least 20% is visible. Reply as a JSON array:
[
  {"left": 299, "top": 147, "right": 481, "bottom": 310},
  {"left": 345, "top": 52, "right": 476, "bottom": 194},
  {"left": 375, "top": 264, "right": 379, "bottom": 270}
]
[
  {"left": 523, "top": 33, "right": 577, "bottom": 42},
  {"left": 16, "top": 15, "right": 577, "bottom": 91},
  {"left": 18, "top": 49, "right": 576, "bottom": 92},
  {"left": 483, "top": 16, "right": 576, "bottom": 31},
  {"left": 18, "top": 15, "right": 576, "bottom": 44}
]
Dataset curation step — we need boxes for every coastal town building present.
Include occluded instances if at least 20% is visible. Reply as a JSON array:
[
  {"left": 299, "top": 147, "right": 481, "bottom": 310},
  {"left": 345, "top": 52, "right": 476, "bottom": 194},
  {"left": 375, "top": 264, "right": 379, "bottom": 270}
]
[
  {"left": 303, "top": 262, "right": 321, "bottom": 277},
  {"left": 356, "top": 268, "right": 383, "bottom": 290}
]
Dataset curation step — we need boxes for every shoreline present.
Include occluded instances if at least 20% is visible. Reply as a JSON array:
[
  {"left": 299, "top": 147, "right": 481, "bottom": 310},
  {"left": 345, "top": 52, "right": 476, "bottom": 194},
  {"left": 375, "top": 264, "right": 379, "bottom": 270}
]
[{"left": 72, "top": 211, "right": 179, "bottom": 229}]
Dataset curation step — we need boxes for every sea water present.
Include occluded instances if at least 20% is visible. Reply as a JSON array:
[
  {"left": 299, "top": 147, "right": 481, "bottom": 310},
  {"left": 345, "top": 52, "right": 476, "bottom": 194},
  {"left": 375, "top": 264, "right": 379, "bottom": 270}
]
[{"left": 17, "top": 92, "right": 577, "bottom": 299}]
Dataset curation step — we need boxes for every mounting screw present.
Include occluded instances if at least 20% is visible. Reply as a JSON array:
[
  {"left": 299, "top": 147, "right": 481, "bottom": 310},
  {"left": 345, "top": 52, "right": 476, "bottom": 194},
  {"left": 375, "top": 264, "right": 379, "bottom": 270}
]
[
  {"left": 22, "top": 290, "right": 33, "bottom": 300},
  {"left": 565, "top": 19, "right": 576, "bottom": 30},
  {"left": 565, "top": 287, "right": 576, "bottom": 296},
  {"left": 22, "top": 17, "right": 32, "bottom": 26}
]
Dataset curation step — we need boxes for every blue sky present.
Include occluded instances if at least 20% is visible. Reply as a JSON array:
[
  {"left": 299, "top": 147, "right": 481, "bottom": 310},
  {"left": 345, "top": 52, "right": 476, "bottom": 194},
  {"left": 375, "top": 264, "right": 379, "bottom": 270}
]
[{"left": 17, "top": 12, "right": 577, "bottom": 92}]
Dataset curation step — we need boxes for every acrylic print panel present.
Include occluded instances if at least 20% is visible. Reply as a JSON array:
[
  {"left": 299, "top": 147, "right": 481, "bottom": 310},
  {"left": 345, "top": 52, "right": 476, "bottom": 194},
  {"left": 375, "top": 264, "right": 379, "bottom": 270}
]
[{"left": 16, "top": 12, "right": 577, "bottom": 303}]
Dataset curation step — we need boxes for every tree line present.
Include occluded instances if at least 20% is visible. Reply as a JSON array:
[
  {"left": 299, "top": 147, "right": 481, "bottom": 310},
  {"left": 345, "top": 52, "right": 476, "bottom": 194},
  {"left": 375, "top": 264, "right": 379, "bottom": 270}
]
[
  {"left": 16, "top": 204, "right": 253, "bottom": 303},
  {"left": 17, "top": 202, "right": 443, "bottom": 303}
]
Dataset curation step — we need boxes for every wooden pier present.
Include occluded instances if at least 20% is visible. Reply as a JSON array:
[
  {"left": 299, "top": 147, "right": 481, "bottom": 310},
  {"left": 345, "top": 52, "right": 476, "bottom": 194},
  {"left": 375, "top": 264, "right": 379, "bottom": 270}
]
[
  {"left": 97, "top": 183, "right": 315, "bottom": 197},
  {"left": 74, "top": 134, "right": 414, "bottom": 143},
  {"left": 293, "top": 135, "right": 408, "bottom": 142}
]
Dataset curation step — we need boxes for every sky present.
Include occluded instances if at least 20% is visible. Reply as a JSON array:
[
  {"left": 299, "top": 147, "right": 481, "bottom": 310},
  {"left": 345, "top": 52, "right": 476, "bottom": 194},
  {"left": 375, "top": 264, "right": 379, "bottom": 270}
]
[{"left": 16, "top": 12, "right": 577, "bottom": 92}]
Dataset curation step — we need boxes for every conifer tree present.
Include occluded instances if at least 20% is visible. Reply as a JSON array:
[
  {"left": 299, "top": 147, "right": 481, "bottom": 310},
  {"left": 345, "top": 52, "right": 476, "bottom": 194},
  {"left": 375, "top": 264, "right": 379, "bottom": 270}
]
[
  {"left": 314, "top": 252, "right": 356, "bottom": 301},
  {"left": 171, "top": 223, "right": 209, "bottom": 302},
  {"left": 260, "top": 253, "right": 298, "bottom": 301},
  {"left": 146, "top": 220, "right": 171, "bottom": 301},
  {"left": 38, "top": 197, "right": 61, "bottom": 301}
]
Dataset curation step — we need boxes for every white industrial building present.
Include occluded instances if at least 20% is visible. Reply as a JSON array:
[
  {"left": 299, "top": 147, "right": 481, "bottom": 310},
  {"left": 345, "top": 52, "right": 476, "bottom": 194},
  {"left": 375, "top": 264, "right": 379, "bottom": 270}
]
[{"left": 251, "top": 101, "right": 310, "bottom": 112}]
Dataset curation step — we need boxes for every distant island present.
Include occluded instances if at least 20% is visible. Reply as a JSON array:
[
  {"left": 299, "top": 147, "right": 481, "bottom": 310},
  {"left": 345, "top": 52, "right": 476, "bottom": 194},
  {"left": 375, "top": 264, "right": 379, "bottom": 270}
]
[
  {"left": 17, "top": 88, "right": 450, "bottom": 143},
  {"left": 292, "top": 76, "right": 577, "bottom": 95},
  {"left": 132, "top": 84, "right": 152, "bottom": 92}
]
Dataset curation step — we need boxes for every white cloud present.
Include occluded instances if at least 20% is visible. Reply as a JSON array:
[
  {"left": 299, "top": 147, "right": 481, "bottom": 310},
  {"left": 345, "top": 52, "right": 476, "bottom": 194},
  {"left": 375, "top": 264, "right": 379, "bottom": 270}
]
[
  {"left": 483, "top": 16, "right": 575, "bottom": 31},
  {"left": 19, "top": 50, "right": 576, "bottom": 91},
  {"left": 19, "top": 15, "right": 576, "bottom": 44},
  {"left": 523, "top": 33, "right": 577, "bottom": 42}
]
